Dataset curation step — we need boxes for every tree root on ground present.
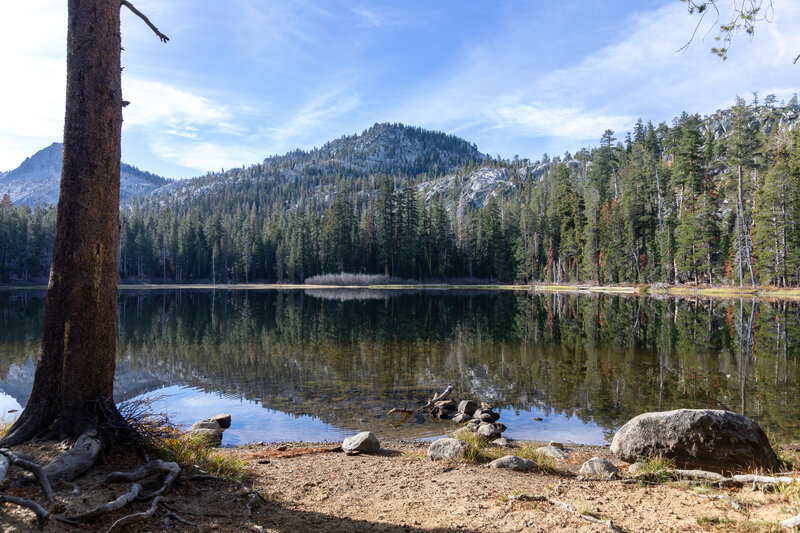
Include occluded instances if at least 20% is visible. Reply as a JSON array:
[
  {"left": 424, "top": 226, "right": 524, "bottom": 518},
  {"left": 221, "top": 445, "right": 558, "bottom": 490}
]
[
  {"left": 105, "top": 459, "right": 181, "bottom": 499},
  {"left": 0, "top": 448, "right": 55, "bottom": 503},
  {"left": 106, "top": 495, "right": 163, "bottom": 532},
  {"left": 64, "top": 483, "right": 141, "bottom": 521},
  {"left": 0, "top": 494, "right": 51, "bottom": 529},
  {"left": 41, "top": 431, "right": 103, "bottom": 483}
]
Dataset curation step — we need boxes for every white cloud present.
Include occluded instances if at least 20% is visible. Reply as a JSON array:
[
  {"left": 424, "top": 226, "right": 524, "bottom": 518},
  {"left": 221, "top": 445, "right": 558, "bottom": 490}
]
[
  {"left": 150, "top": 140, "right": 265, "bottom": 173},
  {"left": 0, "top": 1, "right": 66, "bottom": 168},
  {"left": 123, "top": 79, "right": 231, "bottom": 132}
]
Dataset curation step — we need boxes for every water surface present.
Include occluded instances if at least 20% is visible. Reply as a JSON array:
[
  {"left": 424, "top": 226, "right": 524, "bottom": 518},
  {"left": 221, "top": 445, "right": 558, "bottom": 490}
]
[{"left": 1, "top": 289, "right": 797, "bottom": 445}]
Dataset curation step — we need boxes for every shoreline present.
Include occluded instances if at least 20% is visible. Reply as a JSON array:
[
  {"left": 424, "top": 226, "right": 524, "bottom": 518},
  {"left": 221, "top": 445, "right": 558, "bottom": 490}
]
[{"left": 3, "top": 281, "right": 800, "bottom": 299}]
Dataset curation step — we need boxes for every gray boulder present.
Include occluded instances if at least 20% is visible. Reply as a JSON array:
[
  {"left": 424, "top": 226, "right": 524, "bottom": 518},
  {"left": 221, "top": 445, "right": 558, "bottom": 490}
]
[
  {"left": 535, "top": 445, "right": 569, "bottom": 459},
  {"left": 189, "top": 428, "right": 223, "bottom": 447},
  {"left": 428, "top": 438, "right": 468, "bottom": 461},
  {"left": 210, "top": 413, "right": 232, "bottom": 429},
  {"left": 342, "top": 432, "right": 380, "bottom": 454},
  {"left": 611, "top": 409, "right": 779, "bottom": 473},
  {"left": 477, "top": 422, "right": 506, "bottom": 439},
  {"left": 488, "top": 455, "right": 536, "bottom": 471},
  {"left": 191, "top": 419, "right": 222, "bottom": 431},
  {"left": 430, "top": 406, "right": 452, "bottom": 419},
  {"left": 579, "top": 457, "right": 619, "bottom": 479},
  {"left": 490, "top": 437, "right": 511, "bottom": 447},
  {"left": 457, "top": 400, "right": 479, "bottom": 416},
  {"left": 474, "top": 409, "right": 500, "bottom": 423},
  {"left": 451, "top": 413, "right": 472, "bottom": 424}
]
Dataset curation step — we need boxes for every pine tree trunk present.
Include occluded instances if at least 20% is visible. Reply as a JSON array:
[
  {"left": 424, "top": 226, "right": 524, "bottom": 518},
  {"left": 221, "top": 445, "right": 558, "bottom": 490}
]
[{"left": 1, "top": 0, "right": 124, "bottom": 446}]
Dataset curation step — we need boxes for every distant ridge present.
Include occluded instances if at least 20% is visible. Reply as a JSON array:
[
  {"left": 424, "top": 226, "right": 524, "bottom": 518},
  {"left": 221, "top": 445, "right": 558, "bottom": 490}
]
[{"left": 0, "top": 142, "right": 170, "bottom": 206}]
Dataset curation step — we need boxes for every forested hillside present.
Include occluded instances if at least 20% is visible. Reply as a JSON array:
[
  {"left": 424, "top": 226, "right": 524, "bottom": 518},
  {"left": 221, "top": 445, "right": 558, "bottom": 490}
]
[{"left": 2, "top": 97, "right": 800, "bottom": 286}]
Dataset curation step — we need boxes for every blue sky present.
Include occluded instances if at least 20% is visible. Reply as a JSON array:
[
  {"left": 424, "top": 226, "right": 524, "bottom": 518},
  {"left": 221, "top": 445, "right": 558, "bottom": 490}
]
[{"left": 2, "top": 1, "right": 800, "bottom": 179}]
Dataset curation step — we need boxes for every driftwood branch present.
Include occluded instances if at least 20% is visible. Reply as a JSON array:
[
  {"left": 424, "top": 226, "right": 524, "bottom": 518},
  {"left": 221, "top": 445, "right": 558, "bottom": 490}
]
[
  {"left": 41, "top": 431, "right": 102, "bottom": 483},
  {"left": 65, "top": 483, "right": 141, "bottom": 522},
  {"left": 0, "top": 495, "right": 51, "bottom": 529},
  {"left": 387, "top": 385, "right": 454, "bottom": 418},
  {"left": 120, "top": 0, "right": 169, "bottom": 42},
  {"left": 106, "top": 495, "right": 163, "bottom": 533},
  {"left": 0, "top": 448, "right": 55, "bottom": 503}
]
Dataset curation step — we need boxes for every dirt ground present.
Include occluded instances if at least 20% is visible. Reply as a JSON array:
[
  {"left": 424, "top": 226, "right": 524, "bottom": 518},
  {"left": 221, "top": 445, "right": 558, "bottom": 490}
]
[{"left": 2, "top": 440, "right": 799, "bottom": 532}]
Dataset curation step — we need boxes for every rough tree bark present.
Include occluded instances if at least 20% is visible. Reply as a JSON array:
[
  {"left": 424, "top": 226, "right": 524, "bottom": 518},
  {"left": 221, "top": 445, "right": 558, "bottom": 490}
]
[{"left": 0, "top": 0, "right": 124, "bottom": 446}]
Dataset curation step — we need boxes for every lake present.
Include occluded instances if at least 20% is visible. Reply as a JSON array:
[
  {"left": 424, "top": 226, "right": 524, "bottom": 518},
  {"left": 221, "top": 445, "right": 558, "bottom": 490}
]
[{"left": 1, "top": 289, "right": 798, "bottom": 446}]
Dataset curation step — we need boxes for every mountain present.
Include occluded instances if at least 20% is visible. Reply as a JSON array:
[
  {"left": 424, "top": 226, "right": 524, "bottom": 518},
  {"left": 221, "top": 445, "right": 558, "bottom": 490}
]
[
  {"left": 0, "top": 142, "right": 170, "bottom": 206},
  {"left": 146, "top": 122, "right": 487, "bottom": 207}
]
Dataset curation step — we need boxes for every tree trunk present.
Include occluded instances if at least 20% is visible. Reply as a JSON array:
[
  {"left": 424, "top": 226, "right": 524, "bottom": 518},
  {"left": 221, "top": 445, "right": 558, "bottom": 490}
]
[{"left": 1, "top": 0, "right": 124, "bottom": 446}]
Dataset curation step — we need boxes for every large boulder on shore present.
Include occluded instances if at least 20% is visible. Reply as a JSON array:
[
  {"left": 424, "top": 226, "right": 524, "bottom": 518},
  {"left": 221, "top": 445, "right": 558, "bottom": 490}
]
[
  {"left": 428, "top": 438, "right": 468, "bottom": 461},
  {"left": 611, "top": 409, "right": 779, "bottom": 473},
  {"left": 342, "top": 432, "right": 380, "bottom": 454}
]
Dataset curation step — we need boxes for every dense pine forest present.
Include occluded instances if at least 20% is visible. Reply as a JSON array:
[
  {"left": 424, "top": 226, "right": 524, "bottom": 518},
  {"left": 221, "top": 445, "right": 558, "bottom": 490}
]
[{"left": 2, "top": 98, "right": 800, "bottom": 286}]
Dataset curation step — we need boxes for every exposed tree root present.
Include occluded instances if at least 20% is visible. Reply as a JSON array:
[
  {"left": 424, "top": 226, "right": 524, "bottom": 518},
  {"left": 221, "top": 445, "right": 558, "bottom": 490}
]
[
  {"left": 105, "top": 459, "right": 181, "bottom": 499},
  {"left": 160, "top": 500, "right": 204, "bottom": 531},
  {"left": 0, "top": 454, "right": 8, "bottom": 483},
  {"left": 0, "top": 448, "right": 56, "bottom": 503},
  {"left": 0, "top": 494, "right": 51, "bottom": 529},
  {"left": 106, "top": 495, "right": 163, "bottom": 532},
  {"left": 64, "top": 483, "right": 141, "bottom": 522},
  {"left": 41, "top": 431, "right": 103, "bottom": 483}
]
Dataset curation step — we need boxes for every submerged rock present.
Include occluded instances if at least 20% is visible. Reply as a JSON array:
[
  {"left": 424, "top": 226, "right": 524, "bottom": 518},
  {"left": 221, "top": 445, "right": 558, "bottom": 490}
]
[
  {"left": 342, "top": 432, "right": 380, "bottom": 454},
  {"left": 611, "top": 409, "right": 779, "bottom": 473}
]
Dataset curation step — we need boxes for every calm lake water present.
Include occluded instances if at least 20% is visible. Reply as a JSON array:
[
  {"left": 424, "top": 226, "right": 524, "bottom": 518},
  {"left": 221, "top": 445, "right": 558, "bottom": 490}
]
[{"left": 1, "top": 289, "right": 798, "bottom": 446}]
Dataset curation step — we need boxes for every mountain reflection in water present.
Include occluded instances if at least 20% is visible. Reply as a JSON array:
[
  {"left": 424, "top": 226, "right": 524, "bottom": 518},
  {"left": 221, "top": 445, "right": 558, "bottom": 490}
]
[{"left": 1, "top": 289, "right": 798, "bottom": 445}]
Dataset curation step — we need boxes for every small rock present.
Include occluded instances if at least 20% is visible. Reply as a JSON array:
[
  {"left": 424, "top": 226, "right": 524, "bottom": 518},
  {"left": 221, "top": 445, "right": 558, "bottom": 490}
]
[
  {"left": 488, "top": 455, "right": 536, "bottom": 471},
  {"left": 428, "top": 438, "right": 468, "bottom": 461},
  {"left": 465, "top": 419, "right": 482, "bottom": 431},
  {"left": 342, "top": 432, "right": 380, "bottom": 454},
  {"left": 535, "top": 445, "right": 569, "bottom": 459},
  {"left": 451, "top": 413, "right": 472, "bottom": 424},
  {"left": 192, "top": 419, "right": 222, "bottom": 431},
  {"left": 579, "top": 457, "right": 619, "bottom": 479},
  {"left": 457, "top": 400, "right": 479, "bottom": 416},
  {"left": 209, "top": 413, "right": 232, "bottom": 429},
  {"left": 628, "top": 462, "right": 643, "bottom": 474},
  {"left": 477, "top": 422, "right": 506, "bottom": 439},
  {"left": 189, "top": 428, "right": 223, "bottom": 447},
  {"left": 549, "top": 441, "right": 565, "bottom": 450},
  {"left": 474, "top": 409, "right": 500, "bottom": 423},
  {"left": 490, "top": 438, "right": 511, "bottom": 447}
]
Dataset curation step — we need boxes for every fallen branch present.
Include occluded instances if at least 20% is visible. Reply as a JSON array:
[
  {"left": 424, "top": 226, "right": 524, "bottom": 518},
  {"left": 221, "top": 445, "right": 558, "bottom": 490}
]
[
  {"left": 106, "top": 495, "right": 163, "bottom": 533},
  {"left": 105, "top": 459, "right": 181, "bottom": 500},
  {"left": 387, "top": 385, "right": 454, "bottom": 419},
  {"left": 0, "top": 494, "right": 51, "bottom": 529},
  {"left": 41, "top": 431, "right": 102, "bottom": 483},
  {"left": 0, "top": 448, "right": 55, "bottom": 503},
  {"left": 64, "top": 483, "right": 141, "bottom": 522}
]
